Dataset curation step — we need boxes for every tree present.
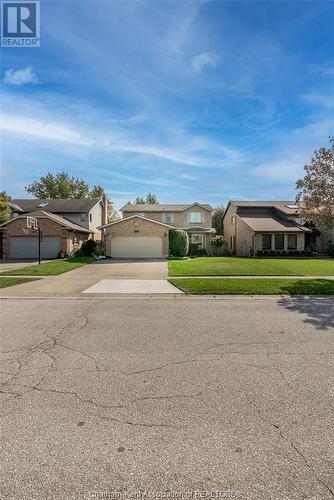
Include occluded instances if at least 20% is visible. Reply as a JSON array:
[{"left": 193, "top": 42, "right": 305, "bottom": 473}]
[
  {"left": 212, "top": 205, "right": 225, "bottom": 235},
  {"left": 133, "top": 193, "right": 159, "bottom": 204},
  {"left": 146, "top": 193, "right": 159, "bottom": 204},
  {"left": 134, "top": 196, "right": 146, "bottom": 204},
  {"left": 0, "top": 191, "right": 11, "bottom": 224},
  {"left": 26, "top": 171, "right": 90, "bottom": 199},
  {"left": 89, "top": 185, "right": 105, "bottom": 198},
  {"left": 296, "top": 137, "right": 334, "bottom": 228}
]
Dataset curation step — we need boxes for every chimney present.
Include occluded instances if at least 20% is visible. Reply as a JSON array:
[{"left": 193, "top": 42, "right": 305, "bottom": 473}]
[{"left": 102, "top": 193, "right": 108, "bottom": 225}]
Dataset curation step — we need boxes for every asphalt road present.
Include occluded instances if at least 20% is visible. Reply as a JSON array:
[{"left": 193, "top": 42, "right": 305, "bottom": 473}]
[{"left": 1, "top": 297, "right": 334, "bottom": 500}]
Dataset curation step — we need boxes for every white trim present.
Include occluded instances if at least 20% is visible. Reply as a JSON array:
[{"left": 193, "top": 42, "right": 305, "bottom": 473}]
[{"left": 98, "top": 215, "right": 175, "bottom": 230}]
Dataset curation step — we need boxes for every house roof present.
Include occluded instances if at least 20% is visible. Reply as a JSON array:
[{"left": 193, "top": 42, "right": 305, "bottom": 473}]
[
  {"left": 98, "top": 215, "right": 175, "bottom": 230},
  {"left": 11, "top": 198, "right": 101, "bottom": 214},
  {"left": 0, "top": 210, "right": 93, "bottom": 233},
  {"left": 223, "top": 200, "right": 301, "bottom": 220},
  {"left": 240, "top": 215, "right": 311, "bottom": 233},
  {"left": 121, "top": 202, "right": 213, "bottom": 212}
]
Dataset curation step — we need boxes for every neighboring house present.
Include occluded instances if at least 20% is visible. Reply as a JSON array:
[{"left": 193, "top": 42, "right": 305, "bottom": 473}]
[
  {"left": 0, "top": 197, "right": 108, "bottom": 259},
  {"left": 223, "top": 200, "right": 321, "bottom": 256},
  {"left": 100, "top": 202, "right": 215, "bottom": 259}
]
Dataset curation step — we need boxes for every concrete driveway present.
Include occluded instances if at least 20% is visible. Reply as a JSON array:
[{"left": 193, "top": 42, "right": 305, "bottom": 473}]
[
  {"left": 0, "top": 258, "right": 170, "bottom": 297},
  {"left": 1, "top": 296, "right": 333, "bottom": 499}
]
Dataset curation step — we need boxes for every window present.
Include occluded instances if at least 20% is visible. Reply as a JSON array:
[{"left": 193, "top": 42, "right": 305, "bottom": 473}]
[
  {"left": 163, "top": 212, "right": 173, "bottom": 223},
  {"left": 89, "top": 213, "right": 92, "bottom": 222},
  {"left": 287, "top": 234, "right": 297, "bottom": 250},
  {"left": 191, "top": 234, "right": 204, "bottom": 247},
  {"left": 231, "top": 215, "right": 236, "bottom": 225},
  {"left": 275, "top": 234, "right": 284, "bottom": 250},
  {"left": 262, "top": 234, "right": 272, "bottom": 250},
  {"left": 190, "top": 212, "right": 202, "bottom": 223}
]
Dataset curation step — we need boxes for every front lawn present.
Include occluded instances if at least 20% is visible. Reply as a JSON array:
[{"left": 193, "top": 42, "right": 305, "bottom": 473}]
[
  {"left": 1, "top": 257, "right": 94, "bottom": 276},
  {"left": 0, "top": 277, "right": 41, "bottom": 289},
  {"left": 169, "top": 257, "right": 334, "bottom": 277},
  {"left": 170, "top": 278, "right": 334, "bottom": 295}
]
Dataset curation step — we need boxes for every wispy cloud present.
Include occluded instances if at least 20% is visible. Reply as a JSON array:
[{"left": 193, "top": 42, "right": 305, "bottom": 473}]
[
  {"left": 191, "top": 52, "right": 219, "bottom": 73},
  {"left": 302, "top": 92, "right": 334, "bottom": 109},
  {"left": 110, "top": 172, "right": 172, "bottom": 187},
  {"left": 3, "top": 67, "right": 38, "bottom": 86}
]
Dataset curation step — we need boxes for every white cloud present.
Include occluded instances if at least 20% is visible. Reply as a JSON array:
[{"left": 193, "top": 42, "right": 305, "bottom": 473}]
[
  {"left": 3, "top": 67, "right": 38, "bottom": 86},
  {"left": 191, "top": 52, "right": 219, "bottom": 73},
  {"left": 111, "top": 172, "right": 172, "bottom": 187},
  {"left": 302, "top": 92, "right": 334, "bottom": 109},
  {"left": 1, "top": 114, "right": 93, "bottom": 146}
]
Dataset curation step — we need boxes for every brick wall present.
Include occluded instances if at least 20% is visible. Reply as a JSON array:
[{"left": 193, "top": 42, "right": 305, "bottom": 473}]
[
  {"left": 1, "top": 217, "right": 90, "bottom": 257},
  {"left": 105, "top": 217, "right": 169, "bottom": 256}
]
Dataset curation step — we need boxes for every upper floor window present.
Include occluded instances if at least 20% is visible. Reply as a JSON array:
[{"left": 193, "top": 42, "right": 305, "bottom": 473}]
[
  {"left": 89, "top": 213, "right": 92, "bottom": 222},
  {"left": 163, "top": 212, "right": 173, "bottom": 223},
  {"left": 231, "top": 215, "right": 236, "bottom": 225},
  {"left": 190, "top": 212, "right": 202, "bottom": 223}
]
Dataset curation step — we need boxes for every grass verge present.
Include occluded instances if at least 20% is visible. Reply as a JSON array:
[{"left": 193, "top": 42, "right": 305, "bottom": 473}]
[
  {"left": 1, "top": 257, "right": 94, "bottom": 276},
  {"left": 168, "top": 256, "right": 334, "bottom": 276},
  {"left": 0, "top": 277, "right": 41, "bottom": 289},
  {"left": 169, "top": 278, "right": 334, "bottom": 295}
]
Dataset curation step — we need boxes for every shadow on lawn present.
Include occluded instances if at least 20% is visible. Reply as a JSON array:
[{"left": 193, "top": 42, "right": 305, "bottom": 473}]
[{"left": 278, "top": 286, "right": 334, "bottom": 331}]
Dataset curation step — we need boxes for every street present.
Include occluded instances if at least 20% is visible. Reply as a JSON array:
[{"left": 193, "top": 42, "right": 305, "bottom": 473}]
[{"left": 1, "top": 296, "right": 334, "bottom": 499}]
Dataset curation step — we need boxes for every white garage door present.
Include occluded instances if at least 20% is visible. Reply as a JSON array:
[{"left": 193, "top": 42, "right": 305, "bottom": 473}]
[
  {"left": 9, "top": 236, "right": 61, "bottom": 259},
  {"left": 111, "top": 237, "right": 163, "bottom": 258}
]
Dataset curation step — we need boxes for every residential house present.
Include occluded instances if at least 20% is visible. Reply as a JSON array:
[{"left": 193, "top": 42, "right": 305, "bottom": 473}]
[
  {"left": 0, "top": 197, "right": 108, "bottom": 259},
  {"left": 99, "top": 202, "right": 215, "bottom": 259},
  {"left": 222, "top": 200, "right": 322, "bottom": 256}
]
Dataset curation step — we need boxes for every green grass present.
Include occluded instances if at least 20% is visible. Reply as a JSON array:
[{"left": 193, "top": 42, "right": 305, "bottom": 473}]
[
  {"left": 1, "top": 257, "right": 94, "bottom": 276},
  {"left": 170, "top": 278, "right": 334, "bottom": 295},
  {"left": 169, "top": 256, "right": 334, "bottom": 277},
  {"left": 0, "top": 277, "right": 41, "bottom": 289}
]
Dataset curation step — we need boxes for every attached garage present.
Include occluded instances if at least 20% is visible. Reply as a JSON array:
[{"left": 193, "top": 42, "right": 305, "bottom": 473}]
[
  {"left": 0, "top": 210, "right": 93, "bottom": 260},
  {"left": 111, "top": 236, "right": 163, "bottom": 258},
  {"left": 9, "top": 236, "right": 61, "bottom": 259},
  {"left": 101, "top": 215, "right": 173, "bottom": 259}
]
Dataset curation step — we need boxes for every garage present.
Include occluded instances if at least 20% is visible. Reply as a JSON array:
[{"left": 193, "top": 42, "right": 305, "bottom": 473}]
[
  {"left": 101, "top": 215, "right": 173, "bottom": 259},
  {"left": 9, "top": 236, "right": 61, "bottom": 259},
  {"left": 111, "top": 236, "right": 163, "bottom": 258}
]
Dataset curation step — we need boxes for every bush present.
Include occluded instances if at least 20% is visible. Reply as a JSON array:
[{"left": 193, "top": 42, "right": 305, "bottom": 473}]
[
  {"left": 210, "top": 235, "right": 225, "bottom": 248},
  {"left": 327, "top": 243, "right": 334, "bottom": 257},
  {"left": 169, "top": 229, "right": 189, "bottom": 257},
  {"left": 80, "top": 239, "right": 97, "bottom": 256}
]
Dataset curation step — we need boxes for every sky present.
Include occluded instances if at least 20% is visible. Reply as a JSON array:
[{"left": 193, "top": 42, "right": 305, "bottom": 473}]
[{"left": 1, "top": 0, "right": 334, "bottom": 210}]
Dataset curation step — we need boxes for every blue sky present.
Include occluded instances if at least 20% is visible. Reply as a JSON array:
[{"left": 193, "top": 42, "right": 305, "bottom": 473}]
[{"left": 1, "top": 0, "right": 334, "bottom": 209}]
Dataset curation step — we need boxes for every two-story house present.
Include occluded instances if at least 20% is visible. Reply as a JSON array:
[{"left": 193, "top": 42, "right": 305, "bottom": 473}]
[
  {"left": 222, "top": 200, "right": 324, "bottom": 256},
  {"left": 0, "top": 197, "right": 108, "bottom": 259},
  {"left": 99, "top": 202, "right": 214, "bottom": 259}
]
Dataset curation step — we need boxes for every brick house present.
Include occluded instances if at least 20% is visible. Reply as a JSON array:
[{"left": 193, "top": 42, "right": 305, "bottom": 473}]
[
  {"left": 100, "top": 202, "right": 215, "bottom": 258},
  {"left": 0, "top": 197, "right": 108, "bottom": 259},
  {"left": 222, "top": 201, "right": 319, "bottom": 256}
]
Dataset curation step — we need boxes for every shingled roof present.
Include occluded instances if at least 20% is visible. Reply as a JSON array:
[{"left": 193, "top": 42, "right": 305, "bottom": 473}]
[
  {"left": 11, "top": 198, "right": 101, "bottom": 214},
  {"left": 121, "top": 202, "right": 213, "bottom": 212}
]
